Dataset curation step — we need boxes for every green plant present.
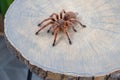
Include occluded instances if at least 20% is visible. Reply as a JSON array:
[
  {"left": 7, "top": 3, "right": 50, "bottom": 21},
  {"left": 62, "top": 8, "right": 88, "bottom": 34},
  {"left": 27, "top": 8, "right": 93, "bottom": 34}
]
[{"left": 0, "top": 0, "right": 14, "bottom": 17}]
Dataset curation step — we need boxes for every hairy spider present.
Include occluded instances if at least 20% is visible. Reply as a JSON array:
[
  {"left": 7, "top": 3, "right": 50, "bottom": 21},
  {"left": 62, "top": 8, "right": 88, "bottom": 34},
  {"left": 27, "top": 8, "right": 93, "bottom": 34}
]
[{"left": 35, "top": 9, "right": 86, "bottom": 46}]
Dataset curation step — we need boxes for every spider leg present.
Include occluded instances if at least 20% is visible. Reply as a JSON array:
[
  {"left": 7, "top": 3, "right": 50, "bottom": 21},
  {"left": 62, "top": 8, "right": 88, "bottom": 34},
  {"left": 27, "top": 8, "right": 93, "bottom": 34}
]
[
  {"left": 70, "top": 19, "right": 86, "bottom": 28},
  {"left": 52, "top": 28, "right": 57, "bottom": 35},
  {"left": 38, "top": 17, "right": 55, "bottom": 26},
  {"left": 47, "top": 26, "right": 52, "bottom": 33},
  {"left": 35, "top": 22, "right": 53, "bottom": 35},
  {"left": 65, "top": 30, "right": 72, "bottom": 45},
  {"left": 60, "top": 9, "right": 66, "bottom": 19},
  {"left": 51, "top": 26, "right": 58, "bottom": 35},
  {"left": 72, "top": 26, "right": 77, "bottom": 32},
  {"left": 62, "top": 9, "right": 66, "bottom": 13},
  {"left": 52, "top": 27, "right": 59, "bottom": 46},
  {"left": 50, "top": 13, "right": 59, "bottom": 20},
  {"left": 47, "top": 23, "right": 57, "bottom": 34},
  {"left": 66, "top": 21, "right": 77, "bottom": 32},
  {"left": 64, "top": 25, "right": 72, "bottom": 45},
  {"left": 47, "top": 22, "right": 59, "bottom": 35}
]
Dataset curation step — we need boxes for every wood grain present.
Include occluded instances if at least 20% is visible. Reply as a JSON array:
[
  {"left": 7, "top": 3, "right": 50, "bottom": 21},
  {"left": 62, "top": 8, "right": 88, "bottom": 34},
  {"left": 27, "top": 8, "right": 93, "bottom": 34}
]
[
  {"left": 5, "top": 34, "right": 120, "bottom": 79},
  {"left": 4, "top": 0, "right": 120, "bottom": 79}
]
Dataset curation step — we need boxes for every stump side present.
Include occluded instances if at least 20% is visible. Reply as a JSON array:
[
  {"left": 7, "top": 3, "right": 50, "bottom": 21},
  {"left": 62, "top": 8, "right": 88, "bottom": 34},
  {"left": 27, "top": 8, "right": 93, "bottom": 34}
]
[{"left": 5, "top": 35, "right": 120, "bottom": 80}]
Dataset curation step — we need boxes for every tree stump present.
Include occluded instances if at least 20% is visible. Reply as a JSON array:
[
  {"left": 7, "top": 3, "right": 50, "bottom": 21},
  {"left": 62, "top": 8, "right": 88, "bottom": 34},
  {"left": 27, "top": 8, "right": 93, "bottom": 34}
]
[{"left": 5, "top": 0, "right": 120, "bottom": 80}]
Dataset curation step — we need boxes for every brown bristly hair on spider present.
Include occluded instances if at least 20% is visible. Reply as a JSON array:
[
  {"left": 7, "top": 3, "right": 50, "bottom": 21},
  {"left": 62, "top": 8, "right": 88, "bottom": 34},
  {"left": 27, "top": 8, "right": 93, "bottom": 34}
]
[{"left": 35, "top": 9, "right": 86, "bottom": 46}]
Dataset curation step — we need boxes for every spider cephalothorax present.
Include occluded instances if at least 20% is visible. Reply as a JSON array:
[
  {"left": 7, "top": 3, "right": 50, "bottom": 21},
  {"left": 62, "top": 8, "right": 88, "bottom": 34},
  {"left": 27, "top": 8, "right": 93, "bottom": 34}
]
[{"left": 35, "top": 9, "right": 86, "bottom": 46}]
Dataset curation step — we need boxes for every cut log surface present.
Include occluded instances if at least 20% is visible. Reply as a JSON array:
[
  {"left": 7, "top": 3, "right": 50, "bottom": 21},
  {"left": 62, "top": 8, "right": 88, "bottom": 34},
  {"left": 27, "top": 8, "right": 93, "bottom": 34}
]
[{"left": 5, "top": 0, "right": 120, "bottom": 78}]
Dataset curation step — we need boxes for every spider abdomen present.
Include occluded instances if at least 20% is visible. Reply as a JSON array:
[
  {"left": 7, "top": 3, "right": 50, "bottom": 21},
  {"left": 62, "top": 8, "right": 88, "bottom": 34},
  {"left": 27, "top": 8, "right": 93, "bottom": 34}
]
[{"left": 64, "top": 12, "right": 77, "bottom": 20}]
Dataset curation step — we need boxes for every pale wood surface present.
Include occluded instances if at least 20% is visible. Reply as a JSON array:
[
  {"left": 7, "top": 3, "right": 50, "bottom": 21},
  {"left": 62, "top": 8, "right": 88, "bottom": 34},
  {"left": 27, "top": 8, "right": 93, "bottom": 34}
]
[
  {"left": 5, "top": 0, "right": 120, "bottom": 78},
  {"left": 5, "top": 36, "right": 120, "bottom": 80}
]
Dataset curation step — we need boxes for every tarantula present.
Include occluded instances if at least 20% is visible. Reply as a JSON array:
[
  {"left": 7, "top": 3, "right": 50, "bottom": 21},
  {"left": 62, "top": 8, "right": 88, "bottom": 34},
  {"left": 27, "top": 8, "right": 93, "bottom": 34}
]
[{"left": 35, "top": 9, "right": 86, "bottom": 46}]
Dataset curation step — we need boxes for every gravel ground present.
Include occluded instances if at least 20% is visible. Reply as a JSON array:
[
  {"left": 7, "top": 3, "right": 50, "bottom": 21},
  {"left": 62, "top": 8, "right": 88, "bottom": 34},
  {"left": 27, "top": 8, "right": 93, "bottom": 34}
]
[{"left": 0, "top": 36, "right": 42, "bottom": 80}]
